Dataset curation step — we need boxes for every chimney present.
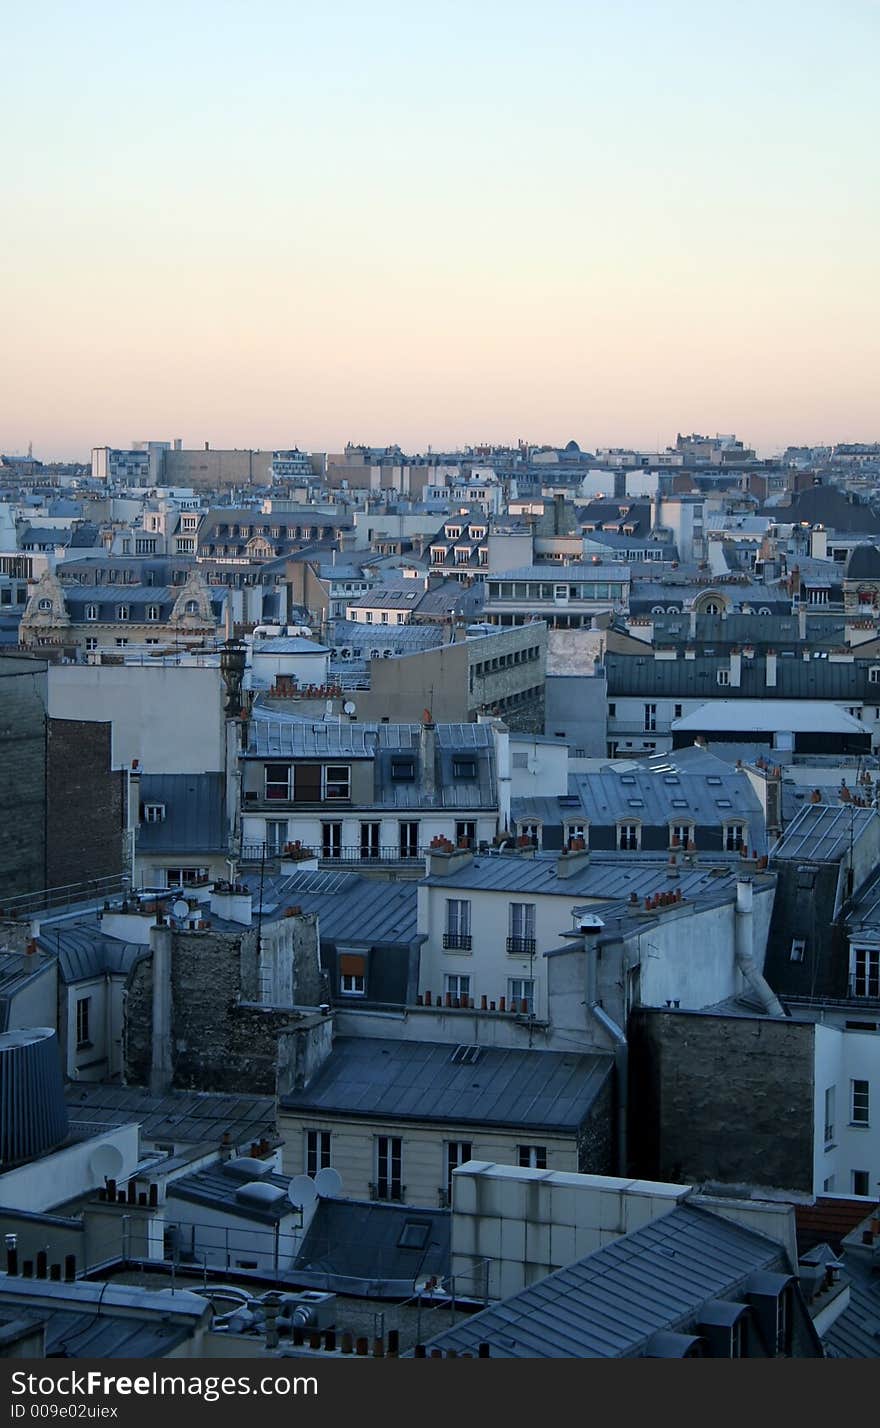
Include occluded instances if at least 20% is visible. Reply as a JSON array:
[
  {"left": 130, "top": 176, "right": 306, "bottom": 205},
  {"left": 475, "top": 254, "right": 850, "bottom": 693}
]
[
  {"left": 420, "top": 715, "right": 437, "bottom": 803},
  {"left": 765, "top": 650, "right": 777, "bottom": 687},
  {"left": 729, "top": 648, "right": 741, "bottom": 688},
  {"left": 798, "top": 605, "right": 807, "bottom": 641},
  {"left": 557, "top": 844, "right": 590, "bottom": 878}
]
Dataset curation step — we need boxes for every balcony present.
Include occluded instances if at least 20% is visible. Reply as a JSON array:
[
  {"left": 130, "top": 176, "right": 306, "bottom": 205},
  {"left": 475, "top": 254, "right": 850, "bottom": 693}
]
[
  {"left": 443, "top": 933, "right": 472, "bottom": 951},
  {"left": 506, "top": 936, "right": 536, "bottom": 956},
  {"left": 240, "top": 842, "right": 426, "bottom": 869}
]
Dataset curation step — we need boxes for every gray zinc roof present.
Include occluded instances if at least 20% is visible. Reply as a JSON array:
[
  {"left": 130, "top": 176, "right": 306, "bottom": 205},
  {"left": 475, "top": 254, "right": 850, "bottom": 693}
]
[
  {"left": 770, "top": 801, "right": 878, "bottom": 863},
  {"left": 249, "top": 870, "right": 420, "bottom": 946},
  {"left": 421, "top": 1202, "right": 795, "bottom": 1358},
  {"left": 281, "top": 1037, "right": 612, "bottom": 1131},
  {"left": 35, "top": 920, "right": 144, "bottom": 984},
  {"left": 421, "top": 850, "right": 765, "bottom": 901},
  {"left": 64, "top": 1084, "right": 277, "bottom": 1148},
  {"left": 293, "top": 1197, "right": 450, "bottom": 1295},
  {"left": 136, "top": 773, "right": 226, "bottom": 853}
]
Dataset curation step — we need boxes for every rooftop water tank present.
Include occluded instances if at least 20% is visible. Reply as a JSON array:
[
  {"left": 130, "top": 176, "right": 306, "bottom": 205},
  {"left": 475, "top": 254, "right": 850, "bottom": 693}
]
[{"left": 0, "top": 1028, "right": 69, "bottom": 1168}]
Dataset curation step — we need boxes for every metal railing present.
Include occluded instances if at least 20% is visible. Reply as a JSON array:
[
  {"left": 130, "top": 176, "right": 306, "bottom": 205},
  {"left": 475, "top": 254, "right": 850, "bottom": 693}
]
[
  {"left": 506, "top": 936, "right": 536, "bottom": 955},
  {"left": 240, "top": 843, "right": 427, "bottom": 868},
  {"left": 443, "top": 933, "right": 472, "bottom": 950},
  {"left": 0, "top": 873, "right": 128, "bottom": 919}
]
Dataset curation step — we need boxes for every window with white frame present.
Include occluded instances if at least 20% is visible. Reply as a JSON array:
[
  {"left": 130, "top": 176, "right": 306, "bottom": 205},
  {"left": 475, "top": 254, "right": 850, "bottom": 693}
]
[
  {"left": 305, "top": 1129, "right": 331, "bottom": 1177},
  {"left": 85, "top": 638, "right": 97, "bottom": 651},
  {"left": 321, "top": 822, "right": 342, "bottom": 857},
  {"left": 445, "top": 1141, "right": 472, "bottom": 1204},
  {"left": 508, "top": 977, "right": 535, "bottom": 1013},
  {"left": 717, "top": 669, "right": 730, "bottom": 686},
  {"left": 565, "top": 823, "right": 588, "bottom": 846},
  {"left": 617, "top": 822, "right": 640, "bottom": 851},
  {"left": 444, "top": 899, "right": 472, "bottom": 950},
  {"left": 517, "top": 1144, "right": 547, "bottom": 1169},
  {"left": 851, "top": 946, "right": 880, "bottom": 998},
  {"left": 166, "top": 867, "right": 208, "bottom": 887},
  {"left": 508, "top": 903, "right": 536, "bottom": 954},
  {"left": 375, "top": 1135, "right": 402, "bottom": 1200},
  {"left": 75, "top": 996, "right": 91, "bottom": 1048},
  {"left": 723, "top": 822, "right": 746, "bottom": 852},
  {"left": 669, "top": 822, "right": 692, "bottom": 849},
  {"left": 444, "top": 973, "right": 470, "bottom": 1003},
  {"left": 790, "top": 938, "right": 806, "bottom": 963},
  {"left": 143, "top": 803, "right": 165, "bottom": 823},
  {"left": 265, "top": 819, "right": 288, "bottom": 853},
  {"left": 265, "top": 764, "right": 291, "bottom": 800},
  {"left": 85, "top": 604, "right": 98, "bottom": 620},
  {"left": 339, "top": 952, "right": 366, "bottom": 996},
  {"left": 323, "top": 765, "right": 351, "bottom": 800},
  {"left": 851, "top": 1079, "right": 870, "bottom": 1126},
  {"left": 517, "top": 822, "right": 541, "bottom": 848},
  {"left": 116, "top": 605, "right": 130, "bottom": 621},
  {"left": 455, "top": 820, "right": 476, "bottom": 846},
  {"left": 644, "top": 703, "right": 657, "bottom": 731},
  {"left": 147, "top": 605, "right": 160, "bottom": 621}
]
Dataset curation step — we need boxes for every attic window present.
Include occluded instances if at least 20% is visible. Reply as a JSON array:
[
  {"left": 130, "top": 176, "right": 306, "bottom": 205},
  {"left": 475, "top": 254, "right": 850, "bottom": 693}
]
[
  {"left": 142, "top": 803, "right": 166, "bottom": 823},
  {"left": 391, "top": 757, "right": 416, "bottom": 781},
  {"left": 453, "top": 757, "right": 477, "bottom": 780},
  {"left": 706, "top": 776, "right": 723, "bottom": 786},
  {"left": 450, "top": 1044, "right": 482, "bottom": 1064},
  {"left": 620, "top": 775, "right": 637, "bottom": 785},
  {"left": 671, "top": 798, "right": 689, "bottom": 809},
  {"left": 662, "top": 775, "right": 681, "bottom": 785},
  {"left": 398, "top": 1220, "right": 432, "bottom": 1250}
]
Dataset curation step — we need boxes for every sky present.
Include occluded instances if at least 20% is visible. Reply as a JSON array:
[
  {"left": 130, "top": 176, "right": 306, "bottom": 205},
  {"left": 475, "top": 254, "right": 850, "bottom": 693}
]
[{"left": 2, "top": 0, "right": 878, "bottom": 460}]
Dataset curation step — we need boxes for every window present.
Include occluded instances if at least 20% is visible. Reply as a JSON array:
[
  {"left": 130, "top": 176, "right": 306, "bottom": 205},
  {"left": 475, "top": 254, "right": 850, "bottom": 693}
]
[
  {"left": 147, "top": 605, "right": 160, "bottom": 621},
  {"left": 85, "top": 638, "right": 97, "bottom": 651},
  {"left": 265, "top": 819, "right": 288, "bottom": 854},
  {"left": 305, "top": 1130, "right": 331, "bottom": 1178},
  {"left": 444, "top": 974, "right": 470, "bottom": 1004},
  {"left": 509, "top": 978, "right": 535, "bottom": 1013},
  {"left": 323, "top": 765, "right": 351, "bottom": 800},
  {"left": 518, "top": 822, "right": 541, "bottom": 848},
  {"left": 265, "top": 763, "right": 291, "bottom": 800},
  {"left": 339, "top": 953, "right": 366, "bottom": 996},
  {"left": 375, "top": 1136, "right": 403, "bottom": 1200},
  {"left": 321, "top": 822, "right": 342, "bottom": 858},
  {"left": 644, "top": 703, "right": 657, "bottom": 732},
  {"left": 723, "top": 822, "right": 746, "bottom": 852},
  {"left": 852, "top": 1170, "right": 871, "bottom": 1196},
  {"left": 851, "top": 946, "right": 880, "bottom": 998},
  {"left": 400, "top": 821, "right": 420, "bottom": 858},
  {"left": 166, "top": 867, "right": 208, "bottom": 887},
  {"left": 75, "top": 996, "right": 91, "bottom": 1049},
  {"left": 617, "top": 822, "right": 640, "bottom": 851},
  {"left": 824, "top": 1086, "right": 835, "bottom": 1145},
  {"left": 517, "top": 1145, "right": 547, "bottom": 1169},
  {"left": 851, "top": 1079, "right": 870, "bottom": 1126},
  {"left": 444, "top": 899, "right": 472, "bottom": 950},
  {"left": 717, "top": 669, "right": 730, "bottom": 686},
  {"left": 360, "top": 822, "right": 380, "bottom": 858},
  {"left": 85, "top": 604, "right": 98, "bottom": 620},
  {"left": 455, "top": 820, "right": 476, "bottom": 848},
  {"left": 507, "top": 903, "right": 536, "bottom": 955},
  {"left": 674, "top": 704, "right": 683, "bottom": 719},
  {"left": 391, "top": 756, "right": 415, "bottom": 781},
  {"left": 115, "top": 638, "right": 128, "bottom": 647},
  {"left": 669, "top": 823, "right": 692, "bottom": 849},
  {"left": 37, "top": 597, "right": 52, "bottom": 611},
  {"left": 143, "top": 803, "right": 165, "bottom": 823},
  {"left": 452, "top": 757, "right": 477, "bottom": 780},
  {"left": 445, "top": 1141, "right": 472, "bottom": 1205},
  {"left": 565, "top": 823, "right": 588, "bottom": 846},
  {"left": 116, "top": 605, "right": 129, "bottom": 621}
]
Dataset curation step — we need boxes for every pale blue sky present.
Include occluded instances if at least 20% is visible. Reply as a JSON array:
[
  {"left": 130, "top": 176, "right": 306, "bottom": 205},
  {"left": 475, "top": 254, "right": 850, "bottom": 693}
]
[{"left": 2, "top": 1, "right": 878, "bottom": 457}]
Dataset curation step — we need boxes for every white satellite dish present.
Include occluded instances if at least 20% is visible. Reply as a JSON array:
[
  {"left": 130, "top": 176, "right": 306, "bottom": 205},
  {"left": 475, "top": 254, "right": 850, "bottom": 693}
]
[
  {"left": 342, "top": 700, "right": 356, "bottom": 716},
  {"left": 314, "top": 1167, "right": 343, "bottom": 1198},
  {"left": 289, "top": 1174, "right": 318, "bottom": 1211},
  {"left": 90, "top": 1144, "right": 124, "bottom": 1180},
  {"left": 172, "top": 899, "right": 190, "bottom": 920}
]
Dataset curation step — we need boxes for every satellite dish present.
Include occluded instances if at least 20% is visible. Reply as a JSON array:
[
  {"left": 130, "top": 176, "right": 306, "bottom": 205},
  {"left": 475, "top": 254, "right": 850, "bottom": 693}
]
[
  {"left": 90, "top": 1144, "right": 124, "bottom": 1180},
  {"left": 289, "top": 1174, "right": 318, "bottom": 1211},
  {"left": 314, "top": 1167, "right": 343, "bottom": 1198},
  {"left": 172, "top": 899, "right": 190, "bottom": 920},
  {"left": 342, "top": 700, "right": 356, "bottom": 716}
]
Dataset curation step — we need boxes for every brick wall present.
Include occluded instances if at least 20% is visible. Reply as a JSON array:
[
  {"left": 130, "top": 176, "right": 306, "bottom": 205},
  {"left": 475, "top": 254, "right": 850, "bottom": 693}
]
[
  {"left": 46, "top": 718, "right": 125, "bottom": 889},
  {"left": 629, "top": 1008, "right": 815, "bottom": 1193},
  {"left": 0, "top": 659, "right": 47, "bottom": 896}
]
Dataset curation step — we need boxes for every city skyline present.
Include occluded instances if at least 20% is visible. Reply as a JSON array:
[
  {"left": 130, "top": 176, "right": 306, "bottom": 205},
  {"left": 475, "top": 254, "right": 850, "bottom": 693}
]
[{"left": 3, "top": 0, "right": 878, "bottom": 459}]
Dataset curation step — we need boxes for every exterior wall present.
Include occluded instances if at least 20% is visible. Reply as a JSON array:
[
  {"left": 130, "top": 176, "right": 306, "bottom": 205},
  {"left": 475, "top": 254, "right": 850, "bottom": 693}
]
[
  {"left": 0, "top": 1124, "right": 140, "bottom": 1214},
  {"left": 629, "top": 1008, "right": 816, "bottom": 1193},
  {"left": 277, "top": 1111, "right": 580, "bottom": 1207},
  {"left": 544, "top": 673, "right": 608, "bottom": 756},
  {"left": 0, "top": 656, "right": 48, "bottom": 896},
  {"left": 813, "top": 1023, "right": 880, "bottom": 1199},
  {"left": 242, "top": 811, "right": 499, "bottom": 859},
  {"left": 48, "top": 664, "right": 225, "bottom": 773},
  {"left": 3, "top": 961, "right": 57, "bottom": 1031},
  {"left": 163, "top": 449, "right": 274, "bottom": 488},
  {"left": 509, "top": 738, "right": 569, "bottom": 798},
  {"left": 46, "top": 718, "right": 125, "bottom": 891},
  {"left": 451, "top": 1163, "right": 689, "bottom": 1300},
  {"left": 61, "top": 973, "right": 122, "bottom": 1082},
  {"left": 163, "top": 1200, "right": 304, "bottom": 1274}
]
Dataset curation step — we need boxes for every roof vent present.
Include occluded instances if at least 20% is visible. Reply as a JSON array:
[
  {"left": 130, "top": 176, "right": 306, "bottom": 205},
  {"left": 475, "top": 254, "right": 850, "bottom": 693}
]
[{"left": 450, "top": 1044, "right": 482, "bottom": 1065}]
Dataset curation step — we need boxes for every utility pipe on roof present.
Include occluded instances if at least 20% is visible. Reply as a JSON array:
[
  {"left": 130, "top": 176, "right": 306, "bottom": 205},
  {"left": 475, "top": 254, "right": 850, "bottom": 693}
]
[{"left": 735, "top": 877, "right": 784, "bottom": 1017}]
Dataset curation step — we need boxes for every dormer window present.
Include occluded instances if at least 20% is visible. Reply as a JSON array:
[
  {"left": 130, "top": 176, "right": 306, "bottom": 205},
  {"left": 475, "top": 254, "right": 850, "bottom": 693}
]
[
  {"left": 37, "top": 598, "right": 52, "bottom": 612},
  {"left": 391, "top": 756, "right": 416, "bottom": 781},
  {"left": 452, "top": 757, "right": 477, "bottom": 780},
  {"left": 184, "top": 599, "right": 199, "bottom": 614},
  {"left": 147, "top": 605, "right": 160, "bottom": 621},
  {"left": 85, "top": 604, "right": 98, "bottom": 620},
  {"left": 142, "top": 803, "right": 166, "bottom": 823},
  {"left": 117, "top": 605, "right": 130, "bottom": 621}
]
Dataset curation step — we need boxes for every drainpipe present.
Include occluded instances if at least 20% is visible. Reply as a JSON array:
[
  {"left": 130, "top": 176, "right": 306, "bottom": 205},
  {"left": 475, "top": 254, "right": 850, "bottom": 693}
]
[
  {"left": 735, "top": 878, "right": 784, "bottom": 1016},
  {"left": 579, "top": 914, "right": 628, "bottom": 1176}
]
